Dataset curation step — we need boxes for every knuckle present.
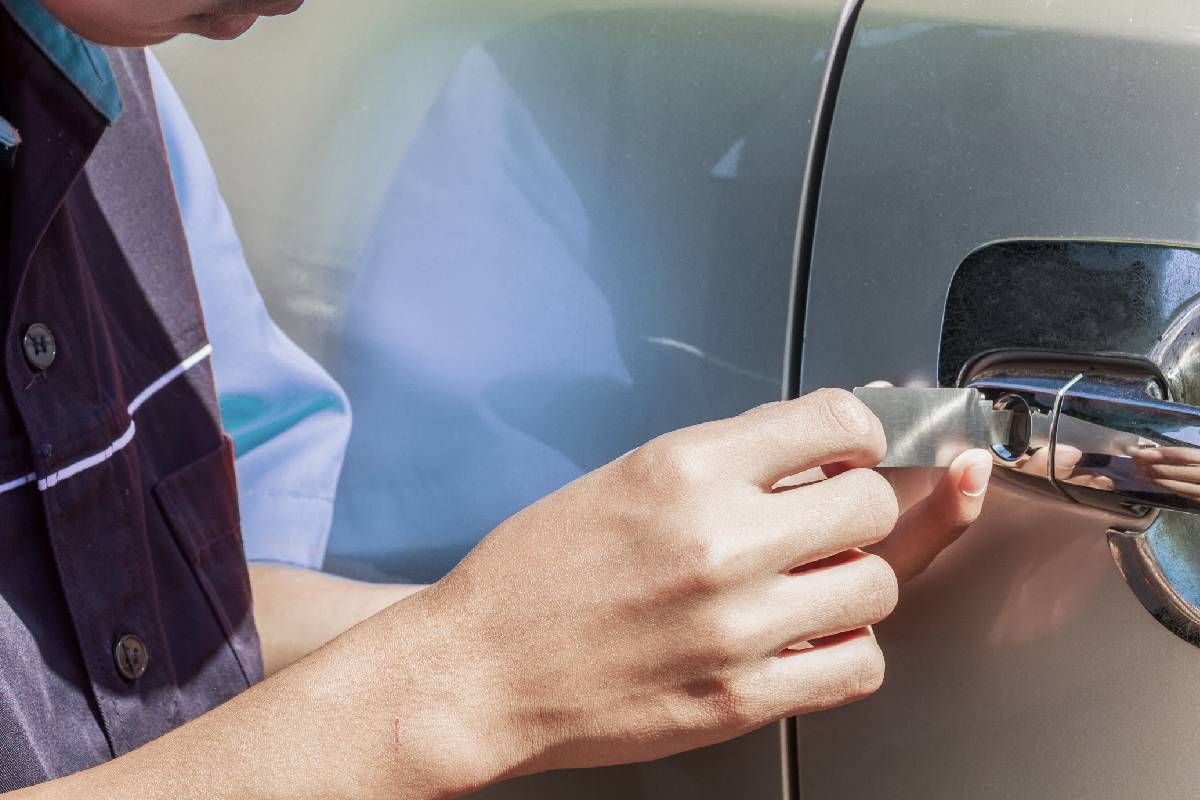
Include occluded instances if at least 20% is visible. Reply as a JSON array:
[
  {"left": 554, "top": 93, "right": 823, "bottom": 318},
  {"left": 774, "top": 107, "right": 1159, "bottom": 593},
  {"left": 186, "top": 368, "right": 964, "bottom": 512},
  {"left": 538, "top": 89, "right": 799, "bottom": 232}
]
[
  {"left": 628, "top": 434, "right": 709, "bottom": 496},
  {"left": 847, "top": 469, "right": 900, "bottom": 539},
  {"left": 705, "top": 608, "right": 750, "bottom": 660},
  {"left": 856, "top": 556, "right": 900, "bottom": 622},
  {"left": 675, "top": 557, "right": 721, "bottom": 597},
  {"left": 813, "top": 388, "right": 873, "bottom": 442},
  {"left": 650, "top": 515, "right": 727, "bottom": 599},
  {"left": 704, "top": 673, "right": 760, "bottom": 729},
  {"left": 675, "top": 535, "right": 734, "bottom": 596},
  {"left": 841, "top": 640, "right": 887, "bottom": 700},
  {"left": 623, "top": 438, "right": 667, "bottom": 485}
]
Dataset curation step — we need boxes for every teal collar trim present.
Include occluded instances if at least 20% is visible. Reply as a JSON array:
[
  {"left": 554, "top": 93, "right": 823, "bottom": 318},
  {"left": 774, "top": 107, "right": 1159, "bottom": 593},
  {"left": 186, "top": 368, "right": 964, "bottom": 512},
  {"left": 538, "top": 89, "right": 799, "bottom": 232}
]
[{"left": 0, "top": 0, "right": 124, "bottom": 131}]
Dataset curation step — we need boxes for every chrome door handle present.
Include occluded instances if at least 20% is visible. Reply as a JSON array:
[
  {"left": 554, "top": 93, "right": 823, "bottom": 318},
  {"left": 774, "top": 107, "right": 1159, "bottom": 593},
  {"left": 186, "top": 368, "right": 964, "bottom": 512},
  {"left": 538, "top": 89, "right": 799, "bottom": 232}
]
[
  {"left": 1052, "top": 376, "right": 1200, "bottom": 514},
  {"left": 963, "top": 352, "right": 1200, "bottom": 645},
  {"left": 965, "top": 354, "right": 1200, "bottom": 517}
]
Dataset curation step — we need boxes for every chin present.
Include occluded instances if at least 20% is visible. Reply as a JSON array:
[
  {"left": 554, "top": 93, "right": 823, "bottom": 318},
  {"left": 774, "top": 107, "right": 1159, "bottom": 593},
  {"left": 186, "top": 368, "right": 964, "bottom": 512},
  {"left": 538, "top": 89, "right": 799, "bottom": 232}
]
[
  {"left": 192, "top": 13, "right": 260, "bottom": 40},
  {"left": 190, "top": 0, "right": 305, "bottom": 40},
  {"left": 263, "top": 0, "right": 306, "bottom": 16},
  {"left": 40, "top": 0, "right": 302, "bottom": 45}
]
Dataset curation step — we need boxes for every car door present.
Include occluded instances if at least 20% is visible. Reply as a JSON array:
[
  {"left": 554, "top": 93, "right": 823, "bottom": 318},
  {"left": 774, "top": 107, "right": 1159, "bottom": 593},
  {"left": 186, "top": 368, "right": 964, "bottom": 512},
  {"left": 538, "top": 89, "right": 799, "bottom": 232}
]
[
  {"left": 797, "top": 1, "right": 1200, "bottom": 797},
  {"left": 156, "top": 1, "right": 849, "bottom": 796}
]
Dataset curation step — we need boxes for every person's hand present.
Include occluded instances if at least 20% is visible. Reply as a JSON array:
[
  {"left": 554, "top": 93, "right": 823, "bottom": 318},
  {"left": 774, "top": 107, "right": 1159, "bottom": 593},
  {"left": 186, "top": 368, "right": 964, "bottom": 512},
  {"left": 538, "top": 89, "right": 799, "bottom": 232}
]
[
  {"left": 414, "top": 388, "right": 977, "bottom": 782},
  {"left": 861, "top": 448, "right": 992, "bottom": 583},
  {"left": 849, "top": 381, "right": 992, "bottom": 584},
  {"left": 46, "top": 388, "right": 989, "bottom": 800}
]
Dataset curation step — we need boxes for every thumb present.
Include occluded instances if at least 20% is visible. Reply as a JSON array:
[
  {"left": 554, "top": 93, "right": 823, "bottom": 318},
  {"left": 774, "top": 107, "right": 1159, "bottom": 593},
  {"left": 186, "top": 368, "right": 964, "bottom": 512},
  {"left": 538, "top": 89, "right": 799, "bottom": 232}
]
[{"left": 868, "top": 449, "right": 993, "bottom": 584}]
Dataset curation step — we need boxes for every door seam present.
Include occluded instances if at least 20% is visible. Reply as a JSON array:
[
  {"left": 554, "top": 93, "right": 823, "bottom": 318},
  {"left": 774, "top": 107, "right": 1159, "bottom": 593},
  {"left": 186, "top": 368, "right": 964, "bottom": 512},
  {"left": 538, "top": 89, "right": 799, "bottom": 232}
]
[
  {"left": 782, "top": 0, "right": 868, "bottom": 404},
  {"left": 779, "top": 2, "right": 869, "bottom": 799}
]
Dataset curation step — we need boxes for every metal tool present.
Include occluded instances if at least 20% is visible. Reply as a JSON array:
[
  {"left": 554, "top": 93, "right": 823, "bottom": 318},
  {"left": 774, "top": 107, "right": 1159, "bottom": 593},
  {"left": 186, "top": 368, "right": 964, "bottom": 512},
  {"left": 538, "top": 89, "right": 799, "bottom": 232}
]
[
  {"left": 855, "top": 362, "right": 1200, "bottom": 517},
  {"left": 853, "top": 387, "right": 1014, "bottom": 468},
  {"left": 855, "top": 362, "right": 1200, "bottom": 649}
]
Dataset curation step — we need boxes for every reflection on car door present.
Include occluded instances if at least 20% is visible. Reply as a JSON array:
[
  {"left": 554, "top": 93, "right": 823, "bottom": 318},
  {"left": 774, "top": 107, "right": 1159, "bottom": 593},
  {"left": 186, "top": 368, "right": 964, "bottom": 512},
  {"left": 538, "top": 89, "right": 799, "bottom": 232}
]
[
  {"left": 158, "top": 1, "right": 850, "bottom": 796},
  {"left": 799, "top": 1, "right": 1200, "bottom": 797}
]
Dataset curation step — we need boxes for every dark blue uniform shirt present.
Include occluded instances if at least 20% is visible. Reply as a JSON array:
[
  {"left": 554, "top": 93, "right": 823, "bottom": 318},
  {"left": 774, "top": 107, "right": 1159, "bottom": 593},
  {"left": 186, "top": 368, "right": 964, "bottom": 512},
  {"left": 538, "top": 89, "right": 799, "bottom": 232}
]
[{"left": 0, "top": 3, "right": 262, "bottom": 788}]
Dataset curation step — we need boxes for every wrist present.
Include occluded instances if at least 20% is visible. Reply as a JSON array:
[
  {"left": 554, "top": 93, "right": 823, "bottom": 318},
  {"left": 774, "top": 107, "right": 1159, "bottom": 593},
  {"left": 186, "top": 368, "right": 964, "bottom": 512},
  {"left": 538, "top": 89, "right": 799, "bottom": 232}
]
[{"left": 307, "top": 585, "right": 534, "bottom": 799}]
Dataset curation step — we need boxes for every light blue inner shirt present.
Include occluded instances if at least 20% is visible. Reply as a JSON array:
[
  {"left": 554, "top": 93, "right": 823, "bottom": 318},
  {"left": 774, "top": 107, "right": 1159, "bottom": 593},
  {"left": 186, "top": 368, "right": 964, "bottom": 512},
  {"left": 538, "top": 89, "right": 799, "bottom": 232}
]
[{"left": 150, "top": 53, "right": 352, "bottom": 570}]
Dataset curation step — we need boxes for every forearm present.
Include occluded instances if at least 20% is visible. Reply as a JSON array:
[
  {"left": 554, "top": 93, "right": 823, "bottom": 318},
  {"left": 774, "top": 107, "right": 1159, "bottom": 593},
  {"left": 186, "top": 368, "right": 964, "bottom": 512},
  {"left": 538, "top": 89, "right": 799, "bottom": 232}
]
[
  {"left": 249, "top": 563, "right": 424, "bottom": 676},
  {"left": 9, "top": 591, "right": 514, "bottom": 800},
  {"left": 3, "top": 391, "right": 988, "bottom": 800}
]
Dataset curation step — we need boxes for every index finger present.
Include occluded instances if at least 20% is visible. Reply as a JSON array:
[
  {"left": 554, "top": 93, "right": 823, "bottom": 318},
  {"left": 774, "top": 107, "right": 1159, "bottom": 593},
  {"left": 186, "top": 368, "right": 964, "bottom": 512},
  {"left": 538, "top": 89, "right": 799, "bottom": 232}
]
[{"left": 712, "top": 389, "right": 888, "bottom": 489}]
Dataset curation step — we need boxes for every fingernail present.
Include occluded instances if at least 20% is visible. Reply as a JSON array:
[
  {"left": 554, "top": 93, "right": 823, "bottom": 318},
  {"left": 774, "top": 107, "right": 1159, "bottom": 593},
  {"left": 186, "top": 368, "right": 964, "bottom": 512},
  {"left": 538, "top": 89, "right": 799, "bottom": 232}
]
[{"left": 960, "top": 453, "right": 993, "bottom": 497}]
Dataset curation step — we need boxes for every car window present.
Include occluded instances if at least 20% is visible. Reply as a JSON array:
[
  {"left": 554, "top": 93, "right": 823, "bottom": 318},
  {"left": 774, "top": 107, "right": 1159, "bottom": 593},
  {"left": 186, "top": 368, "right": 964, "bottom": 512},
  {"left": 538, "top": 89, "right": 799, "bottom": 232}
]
[{"left": 156, "top": 2, "right": 828, "bottom": 582}]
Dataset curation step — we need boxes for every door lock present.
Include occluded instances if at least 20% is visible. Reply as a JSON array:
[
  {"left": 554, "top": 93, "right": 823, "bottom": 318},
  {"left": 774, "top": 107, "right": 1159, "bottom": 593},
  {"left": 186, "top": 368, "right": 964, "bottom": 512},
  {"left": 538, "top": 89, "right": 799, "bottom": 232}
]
[{"left": 860, "top": 350, "right": 1200, "bottom": 646}]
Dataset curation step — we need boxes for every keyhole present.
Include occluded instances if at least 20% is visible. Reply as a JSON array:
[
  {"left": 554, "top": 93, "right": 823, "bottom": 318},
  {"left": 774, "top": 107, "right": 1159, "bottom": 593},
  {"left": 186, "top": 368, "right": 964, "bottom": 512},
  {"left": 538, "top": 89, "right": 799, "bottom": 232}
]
[{"left": 991, "top": 393, "right": 1032, "bottom": 462}]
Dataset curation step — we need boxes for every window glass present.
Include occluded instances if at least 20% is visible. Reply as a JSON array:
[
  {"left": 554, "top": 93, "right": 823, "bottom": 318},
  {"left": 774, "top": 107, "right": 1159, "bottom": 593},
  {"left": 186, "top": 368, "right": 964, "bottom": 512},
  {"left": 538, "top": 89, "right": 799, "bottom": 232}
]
[{"left": 157, "top": 2, "right": 828, "bottom": 582}]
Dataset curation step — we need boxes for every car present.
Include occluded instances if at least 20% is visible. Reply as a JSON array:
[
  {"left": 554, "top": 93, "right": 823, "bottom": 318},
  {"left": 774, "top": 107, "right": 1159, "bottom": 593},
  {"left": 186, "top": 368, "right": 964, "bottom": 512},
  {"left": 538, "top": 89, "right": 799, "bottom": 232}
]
[{"left": 156, "top": 1, "right": 1200, "bottom": 797}]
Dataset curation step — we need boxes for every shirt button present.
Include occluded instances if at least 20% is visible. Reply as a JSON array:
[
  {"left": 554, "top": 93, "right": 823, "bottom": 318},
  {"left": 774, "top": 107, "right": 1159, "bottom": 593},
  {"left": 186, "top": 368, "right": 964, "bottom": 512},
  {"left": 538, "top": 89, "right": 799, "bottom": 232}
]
[
  {"left": 22, "top": 323, "right": 57, "bottom": 371},
  {"left": 114, "top": 634, "right": 150, "bottom": 681}
]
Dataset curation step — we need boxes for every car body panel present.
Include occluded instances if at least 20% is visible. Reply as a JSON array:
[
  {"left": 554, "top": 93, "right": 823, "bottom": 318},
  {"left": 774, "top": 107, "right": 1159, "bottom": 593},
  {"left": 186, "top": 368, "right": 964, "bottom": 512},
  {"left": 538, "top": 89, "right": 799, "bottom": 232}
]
[
  {"left": 799, "top": 2, "right": 1200, "bottom": 797},
  {"left": 157, "top": 1, "right": 846, "bottom": 795},
  {"left": 159, "top": 0, "right": 839, "bottom": 584}
]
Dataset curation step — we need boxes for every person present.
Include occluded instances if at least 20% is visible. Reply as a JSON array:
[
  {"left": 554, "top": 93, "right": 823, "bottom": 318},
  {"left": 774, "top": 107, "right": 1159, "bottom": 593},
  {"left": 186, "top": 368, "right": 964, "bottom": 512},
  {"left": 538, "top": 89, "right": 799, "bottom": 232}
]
[{"left": 0, "top": 0, "right": 994, "bottom": 797}]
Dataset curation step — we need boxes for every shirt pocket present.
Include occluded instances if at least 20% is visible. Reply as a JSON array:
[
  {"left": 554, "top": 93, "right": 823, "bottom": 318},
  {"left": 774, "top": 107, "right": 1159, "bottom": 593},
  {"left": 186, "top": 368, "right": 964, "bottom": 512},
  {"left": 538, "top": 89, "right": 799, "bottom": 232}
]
[{"left": 153, "top": 436, "right": 263, "bottom": 687}]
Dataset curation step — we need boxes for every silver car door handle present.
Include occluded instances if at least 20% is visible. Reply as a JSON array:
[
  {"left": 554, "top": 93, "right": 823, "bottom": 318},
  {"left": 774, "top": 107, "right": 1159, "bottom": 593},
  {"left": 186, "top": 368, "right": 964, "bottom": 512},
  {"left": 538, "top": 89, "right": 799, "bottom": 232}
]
[
  {"left": 859, "top": 352, "right": 1200, "bottom": 645},
  {"left": 965, "top": 352, "right": 1200, "bottom": 645},
  {"left": 965, "top": 355, "right": 1200, "bottom": 517}
]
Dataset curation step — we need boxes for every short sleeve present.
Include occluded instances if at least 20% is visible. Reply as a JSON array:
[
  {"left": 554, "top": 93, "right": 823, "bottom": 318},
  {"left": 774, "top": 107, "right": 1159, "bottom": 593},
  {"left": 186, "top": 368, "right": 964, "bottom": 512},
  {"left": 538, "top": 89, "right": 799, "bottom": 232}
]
[{"left": 147, "top": 50, "right": 352, "bottom": 569}]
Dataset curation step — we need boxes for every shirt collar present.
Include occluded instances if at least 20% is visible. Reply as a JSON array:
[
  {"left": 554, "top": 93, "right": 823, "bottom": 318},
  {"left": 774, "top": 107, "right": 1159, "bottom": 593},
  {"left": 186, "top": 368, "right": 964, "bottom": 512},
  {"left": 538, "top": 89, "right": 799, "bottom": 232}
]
[{"left": 0, "top": 0, "right": 123, "bottom": 163}]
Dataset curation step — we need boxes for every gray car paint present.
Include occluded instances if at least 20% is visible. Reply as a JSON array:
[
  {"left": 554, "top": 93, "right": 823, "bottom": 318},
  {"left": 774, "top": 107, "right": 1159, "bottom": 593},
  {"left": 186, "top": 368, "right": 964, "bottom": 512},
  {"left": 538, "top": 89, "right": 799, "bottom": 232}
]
[
  {"left": 320, "top": 8, "right": 832, "bottom": 586},
  {"left": 800, "top": 1, "right": 1200, "bottom": 797},
  {"left": 157, "top": 1, "right": 846, "bottom": 796}
]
